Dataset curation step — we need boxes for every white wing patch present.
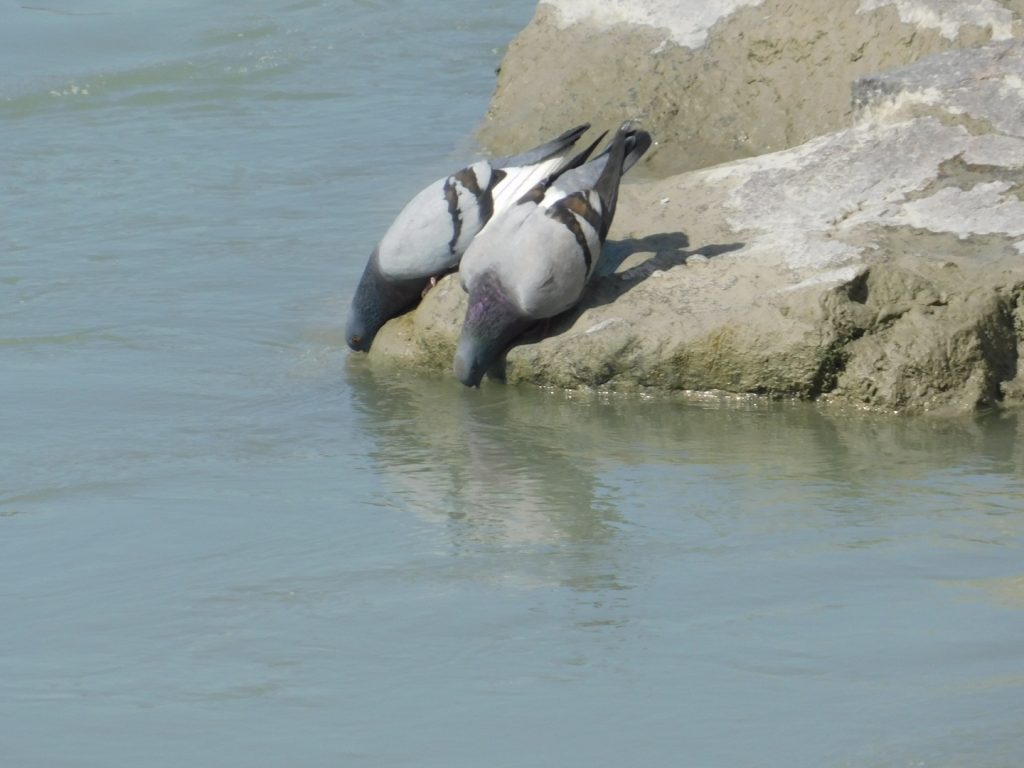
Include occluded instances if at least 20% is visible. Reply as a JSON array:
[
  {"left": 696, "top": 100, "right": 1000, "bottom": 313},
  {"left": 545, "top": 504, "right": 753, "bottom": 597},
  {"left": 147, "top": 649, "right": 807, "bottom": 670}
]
[
  {"left": 489, "top": 148, "right": 577, "bottom": 219},
  {"left": 451, "top": 175, "right": 484, "bottom": 254}
]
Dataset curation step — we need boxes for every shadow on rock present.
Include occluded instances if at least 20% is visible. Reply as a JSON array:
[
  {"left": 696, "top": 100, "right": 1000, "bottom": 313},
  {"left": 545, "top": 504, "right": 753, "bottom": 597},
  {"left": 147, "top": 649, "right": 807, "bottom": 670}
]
[
  {"left": 481, "top": 232, "right": 744, "bottom": 382},
  {"left": 596, "top": 231, "right": 690, "bottom": 276},
  {"left": 590, "top": 231, "right": 745, "bottom": 308}
]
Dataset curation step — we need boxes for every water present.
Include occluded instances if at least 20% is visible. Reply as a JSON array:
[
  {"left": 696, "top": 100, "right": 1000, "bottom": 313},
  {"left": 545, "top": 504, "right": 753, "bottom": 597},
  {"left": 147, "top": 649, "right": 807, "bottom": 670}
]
[{"left": 2, "top": 2, "right": 1024, "bottom": 766}]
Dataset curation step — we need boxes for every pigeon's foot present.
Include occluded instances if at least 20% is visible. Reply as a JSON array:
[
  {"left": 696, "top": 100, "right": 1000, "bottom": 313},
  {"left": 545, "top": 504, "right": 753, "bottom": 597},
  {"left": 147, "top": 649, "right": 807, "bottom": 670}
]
[{"left": 421, "top": 275, "right": 439, "bottom": 298}]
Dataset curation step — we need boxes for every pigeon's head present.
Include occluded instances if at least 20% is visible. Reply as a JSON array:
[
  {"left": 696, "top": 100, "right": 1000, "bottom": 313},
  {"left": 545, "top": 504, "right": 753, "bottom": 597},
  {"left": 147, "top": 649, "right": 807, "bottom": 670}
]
[
  {"left": 453, "top": 332, "right": 491, "bottom": 388},
  {"left": 454, "top": 274, "right": 530, "bottom": 387},
  {"left": 346, "top": 247, "right": 420, "bottom": 352},
  {"left": 345, "top": 302, "right": 375, "bottom": 352}
]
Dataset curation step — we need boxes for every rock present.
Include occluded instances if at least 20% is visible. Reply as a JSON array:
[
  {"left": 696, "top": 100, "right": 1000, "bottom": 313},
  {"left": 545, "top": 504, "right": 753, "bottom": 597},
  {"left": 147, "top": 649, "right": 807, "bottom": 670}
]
[
  {"left": 367, "top": 39, "right": 1024, "bottom": 414},
  {"left": 479, "top": 0, "right": 1024, "bottom": 175},
  {"left": 853, "top": 36, "right": 1024, "bottom": 138}
]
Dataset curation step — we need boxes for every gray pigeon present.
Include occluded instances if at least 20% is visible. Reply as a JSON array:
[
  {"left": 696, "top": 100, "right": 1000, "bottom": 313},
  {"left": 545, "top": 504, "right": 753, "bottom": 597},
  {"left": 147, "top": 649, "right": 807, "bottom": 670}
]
[
  {"left": 453, "top": 123, "right": 652, "bottom": 387},
  {"left": 345, "top": 123, "right": 593, "bottom": 351}
]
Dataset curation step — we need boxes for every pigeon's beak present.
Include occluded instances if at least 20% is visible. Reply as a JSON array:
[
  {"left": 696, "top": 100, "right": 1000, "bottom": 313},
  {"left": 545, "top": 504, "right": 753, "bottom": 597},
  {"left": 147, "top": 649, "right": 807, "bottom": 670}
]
[
  {"left": 453, "top": 340, "right": 485, "bottom": 387},
  {"left": 345, "top": 307, "right": 373, "bottom": 352}
]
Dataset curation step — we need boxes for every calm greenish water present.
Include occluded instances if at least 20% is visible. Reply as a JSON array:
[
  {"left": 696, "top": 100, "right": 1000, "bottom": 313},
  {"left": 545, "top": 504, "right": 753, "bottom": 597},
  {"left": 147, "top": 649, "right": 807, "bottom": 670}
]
[{"left": 3, "top": 2, "right": 1024, "bottom": 766}]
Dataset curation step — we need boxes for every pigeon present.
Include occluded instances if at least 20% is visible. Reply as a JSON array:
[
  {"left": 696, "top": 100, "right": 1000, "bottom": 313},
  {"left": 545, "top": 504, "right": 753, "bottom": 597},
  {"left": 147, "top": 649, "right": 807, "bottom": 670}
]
[
  {"left": 453, "top": 123, "right": 652, "bottom": 387},
  {"left": 345, "top": 123, "right": 595, "bottom": 351}
]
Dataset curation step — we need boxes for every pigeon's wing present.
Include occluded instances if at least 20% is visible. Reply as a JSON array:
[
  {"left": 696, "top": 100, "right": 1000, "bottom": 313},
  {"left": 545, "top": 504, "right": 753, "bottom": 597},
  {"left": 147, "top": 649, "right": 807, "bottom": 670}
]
[
  {"left": 374, "top": 159, "right": 497, "bottom": 280},
  {"left": 458, "top": 193, "right": 536, "bottom": 293},
  {"left": 460, "top": 130, "right": 614, "bottom": 293},
  {"left": 503, "top": 123, "right": 650, "bottom": 317},
  {"left": 488, "top": 123, "right": 592, "bottom": 220},
  {"left": 375, "top": 124, "right": 594, "bottom": 281},
  {"left": 506, "top": 189, "right": 606, "bottom": 319},
  {"left": 491, "top": 123, "right": 590, "bottom": 168}
]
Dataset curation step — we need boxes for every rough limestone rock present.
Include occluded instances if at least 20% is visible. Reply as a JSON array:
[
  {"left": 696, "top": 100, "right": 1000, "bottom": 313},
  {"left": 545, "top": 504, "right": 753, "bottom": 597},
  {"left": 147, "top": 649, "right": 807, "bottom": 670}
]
[
  {"left": 368, "top": 39, "right": 1024, "bottom": 414},
  {"left": 480, "top": 0, "right": 1024, "bottom": 175}
]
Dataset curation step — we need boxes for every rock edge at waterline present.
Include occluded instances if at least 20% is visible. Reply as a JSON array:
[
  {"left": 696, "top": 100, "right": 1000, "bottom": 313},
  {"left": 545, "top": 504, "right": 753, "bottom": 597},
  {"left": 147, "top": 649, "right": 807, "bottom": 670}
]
[{"left": 366, "top": 38, "right": 1024, "bottom": 415}]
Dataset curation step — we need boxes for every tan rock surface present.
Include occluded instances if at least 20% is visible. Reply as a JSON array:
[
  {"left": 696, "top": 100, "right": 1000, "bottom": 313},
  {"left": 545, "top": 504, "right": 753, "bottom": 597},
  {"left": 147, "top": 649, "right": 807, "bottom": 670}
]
[
  {"left": 480, "top": 0, "right": 1024, "bottom": 175},
  {"left": 368, "top": 38, "right": 1024, "bottom": 414}
]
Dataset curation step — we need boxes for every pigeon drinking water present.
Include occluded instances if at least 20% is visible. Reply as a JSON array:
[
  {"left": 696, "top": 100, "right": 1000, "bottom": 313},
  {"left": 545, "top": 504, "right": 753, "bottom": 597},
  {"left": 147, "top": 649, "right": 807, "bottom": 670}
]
[
  {"left": 453, "top": 123, "right": 652, "bottom": 387},
  {"left": 345, "top": 123, "right": 594, "bottom": 352}
]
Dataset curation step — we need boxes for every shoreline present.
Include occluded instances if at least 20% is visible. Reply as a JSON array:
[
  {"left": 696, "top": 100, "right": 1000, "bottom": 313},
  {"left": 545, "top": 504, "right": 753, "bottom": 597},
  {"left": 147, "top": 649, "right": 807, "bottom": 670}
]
[{"left": 367, "top": 3, "right": 1024, "bottom": 416}]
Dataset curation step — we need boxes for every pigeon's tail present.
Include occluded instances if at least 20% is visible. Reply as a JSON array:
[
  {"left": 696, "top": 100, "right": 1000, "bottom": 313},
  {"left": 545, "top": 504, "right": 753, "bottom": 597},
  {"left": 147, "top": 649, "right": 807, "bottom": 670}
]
[
  {"left": 488, "top": 123, "right": 592, "bottom": 220},
  {"left": 621, "top": 128, "right": 652, "bottom": 175},
  {"left": 593, "top": 123, "right": 651, "bottom": 240},
  {"left": 591, "top": 127, "right": 629, "bottom": 240},
  {"left": 587, "top": 124, "right": 651, "bottom": 175},
  {"left": 495, "top": 123, "right": 590, "bottom": 168},
  {"left": 543, "top": 123, "right": 651, "bottom": 203},
  {"left": 553, "top": 130, "right": 609, "bottom": 177}
]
